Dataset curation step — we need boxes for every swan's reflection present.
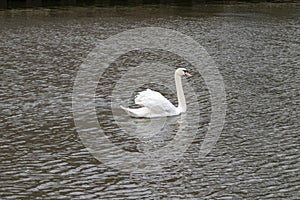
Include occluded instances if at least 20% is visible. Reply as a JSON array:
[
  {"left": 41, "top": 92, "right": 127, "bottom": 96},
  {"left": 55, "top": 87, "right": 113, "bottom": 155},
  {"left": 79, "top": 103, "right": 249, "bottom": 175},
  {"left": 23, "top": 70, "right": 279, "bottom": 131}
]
[
  {"left": 84, "top": 105, "right": 197, "bottom": 172},
  {"left": 131, "top": 115, "right": 182, "bottom": 152}
]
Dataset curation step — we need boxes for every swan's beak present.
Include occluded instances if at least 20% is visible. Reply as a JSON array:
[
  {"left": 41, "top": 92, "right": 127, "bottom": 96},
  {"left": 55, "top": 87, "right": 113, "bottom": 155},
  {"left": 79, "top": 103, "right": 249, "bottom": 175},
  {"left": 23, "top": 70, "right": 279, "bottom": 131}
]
[{"left": 184, "top": 71, "right": 192, "bottom": 77}]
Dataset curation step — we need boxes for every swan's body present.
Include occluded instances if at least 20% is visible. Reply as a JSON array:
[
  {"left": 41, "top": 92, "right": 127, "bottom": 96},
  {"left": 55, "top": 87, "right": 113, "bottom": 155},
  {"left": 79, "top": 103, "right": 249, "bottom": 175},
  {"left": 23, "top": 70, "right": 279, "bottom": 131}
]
[
  {"left": 121, "top": 68, "right": 191, "bottom": 118},
  {"left": 120, "top": 89, "right": 178, "bottom": 118}
]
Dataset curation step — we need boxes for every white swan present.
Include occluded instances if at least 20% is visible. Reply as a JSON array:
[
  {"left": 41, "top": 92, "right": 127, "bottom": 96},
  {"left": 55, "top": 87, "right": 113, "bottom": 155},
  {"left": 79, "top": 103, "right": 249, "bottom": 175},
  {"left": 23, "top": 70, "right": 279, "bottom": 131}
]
[{"left": 120, "top": 68, "right": 192, "bottom": 118}]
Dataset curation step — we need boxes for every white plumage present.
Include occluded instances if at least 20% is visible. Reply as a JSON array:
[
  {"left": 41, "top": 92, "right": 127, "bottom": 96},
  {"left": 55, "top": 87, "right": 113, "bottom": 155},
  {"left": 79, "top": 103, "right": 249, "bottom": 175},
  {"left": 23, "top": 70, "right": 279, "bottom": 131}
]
[
  {"left": 121, "top": 89, "right": 178, "bottom": 118},
  {"left": 120, "top": 68, "right": 191, "bottom": 118}
]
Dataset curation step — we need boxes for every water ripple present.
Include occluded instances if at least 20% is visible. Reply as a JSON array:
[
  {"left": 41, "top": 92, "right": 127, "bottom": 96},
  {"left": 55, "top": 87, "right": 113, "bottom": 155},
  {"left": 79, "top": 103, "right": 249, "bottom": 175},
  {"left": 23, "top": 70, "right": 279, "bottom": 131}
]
[{"left": 1, "top": 5, "right": 299, "bottom": 199}]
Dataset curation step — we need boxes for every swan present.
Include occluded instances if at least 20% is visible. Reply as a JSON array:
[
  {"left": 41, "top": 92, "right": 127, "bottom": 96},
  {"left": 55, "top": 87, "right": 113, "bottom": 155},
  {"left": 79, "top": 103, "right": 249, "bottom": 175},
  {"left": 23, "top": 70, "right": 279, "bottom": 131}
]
[{"left": 120, "top": 68, "right": 192, "bottom": 118}]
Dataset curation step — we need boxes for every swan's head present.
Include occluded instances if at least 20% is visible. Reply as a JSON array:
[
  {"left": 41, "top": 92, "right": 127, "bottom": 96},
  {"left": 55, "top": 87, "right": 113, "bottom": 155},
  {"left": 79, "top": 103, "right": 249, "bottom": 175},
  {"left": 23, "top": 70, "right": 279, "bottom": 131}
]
[{"left": 176, "top": 68, "right": 192, "bottom": 77}]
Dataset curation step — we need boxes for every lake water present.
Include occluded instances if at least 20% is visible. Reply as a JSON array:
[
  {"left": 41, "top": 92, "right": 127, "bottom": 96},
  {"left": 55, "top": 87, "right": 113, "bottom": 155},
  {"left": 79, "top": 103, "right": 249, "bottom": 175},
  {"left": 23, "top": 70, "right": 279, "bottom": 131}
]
[{"left": 1, "top": 4, "right": 299, "bottom": 199}]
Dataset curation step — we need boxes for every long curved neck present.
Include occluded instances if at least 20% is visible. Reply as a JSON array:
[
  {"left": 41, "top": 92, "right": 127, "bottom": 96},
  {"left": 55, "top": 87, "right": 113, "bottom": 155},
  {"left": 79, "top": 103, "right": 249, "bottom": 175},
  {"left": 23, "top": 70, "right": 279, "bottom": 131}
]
[{"left": 175, "top": 73, "right": 186, "bottom": 113}]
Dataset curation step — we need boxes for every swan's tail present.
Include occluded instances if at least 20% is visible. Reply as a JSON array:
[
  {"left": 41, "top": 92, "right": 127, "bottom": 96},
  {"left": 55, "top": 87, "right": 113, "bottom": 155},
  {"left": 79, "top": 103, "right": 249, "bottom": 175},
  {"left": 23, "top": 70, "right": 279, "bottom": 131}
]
[{"left": 120, "top": 105, "right": 129, "bottom": 113}]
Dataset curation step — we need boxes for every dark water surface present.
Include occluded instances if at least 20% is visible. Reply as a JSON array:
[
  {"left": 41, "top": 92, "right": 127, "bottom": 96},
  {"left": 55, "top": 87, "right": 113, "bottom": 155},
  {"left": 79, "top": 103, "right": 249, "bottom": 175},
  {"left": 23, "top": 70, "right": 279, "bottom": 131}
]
[{"left": 1, "top": 4, "right": 299, "bottom": 199}]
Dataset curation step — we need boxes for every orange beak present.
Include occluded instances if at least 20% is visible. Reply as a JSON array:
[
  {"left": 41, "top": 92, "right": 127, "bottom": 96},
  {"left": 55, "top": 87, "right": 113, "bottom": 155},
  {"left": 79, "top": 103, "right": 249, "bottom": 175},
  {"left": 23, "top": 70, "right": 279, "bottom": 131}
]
[{"left": 184, "top": 71, "right": 192, "bottom": 77}]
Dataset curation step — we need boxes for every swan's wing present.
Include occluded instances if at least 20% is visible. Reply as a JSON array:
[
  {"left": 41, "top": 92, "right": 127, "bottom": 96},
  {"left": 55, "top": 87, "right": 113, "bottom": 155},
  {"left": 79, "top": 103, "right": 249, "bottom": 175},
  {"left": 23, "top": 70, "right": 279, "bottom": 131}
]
[{"left": 134, "top": 89, "right": 177, "bottom": 115}]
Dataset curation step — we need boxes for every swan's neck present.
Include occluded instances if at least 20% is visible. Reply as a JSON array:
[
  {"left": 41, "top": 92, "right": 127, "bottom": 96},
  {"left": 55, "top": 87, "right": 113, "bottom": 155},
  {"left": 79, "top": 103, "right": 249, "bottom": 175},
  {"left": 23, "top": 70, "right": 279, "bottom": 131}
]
[{"left": 175, "top": 74, "right": 186, "bottom": 113}]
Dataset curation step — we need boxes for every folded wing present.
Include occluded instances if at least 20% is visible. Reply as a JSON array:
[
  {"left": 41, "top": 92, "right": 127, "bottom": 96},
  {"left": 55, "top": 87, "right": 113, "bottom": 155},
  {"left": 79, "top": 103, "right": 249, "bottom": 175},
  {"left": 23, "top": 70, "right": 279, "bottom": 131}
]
[{"left": 134, "top": 89, "right": 177, "bottom": 116}]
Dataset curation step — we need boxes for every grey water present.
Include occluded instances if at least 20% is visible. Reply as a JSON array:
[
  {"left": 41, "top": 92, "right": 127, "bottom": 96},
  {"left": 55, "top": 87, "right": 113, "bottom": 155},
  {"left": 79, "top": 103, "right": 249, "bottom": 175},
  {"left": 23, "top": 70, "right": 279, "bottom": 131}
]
[{"left": 1, "top": 4, "right": 299, "bottom": 199}]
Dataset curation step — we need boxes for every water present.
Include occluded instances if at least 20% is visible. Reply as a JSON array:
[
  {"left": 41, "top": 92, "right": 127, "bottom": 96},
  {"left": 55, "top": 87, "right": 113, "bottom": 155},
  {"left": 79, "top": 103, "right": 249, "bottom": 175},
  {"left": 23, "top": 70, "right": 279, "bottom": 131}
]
[{"left": 1, "top": 4, "right": 299, "bottom": 199}]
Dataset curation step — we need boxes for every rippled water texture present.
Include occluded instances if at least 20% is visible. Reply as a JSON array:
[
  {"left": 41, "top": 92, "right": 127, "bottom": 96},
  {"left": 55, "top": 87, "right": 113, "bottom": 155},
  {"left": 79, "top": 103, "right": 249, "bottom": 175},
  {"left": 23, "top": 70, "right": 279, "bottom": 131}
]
[{"left": 1, "top": 4, "right": 299, "bottom": 199}]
